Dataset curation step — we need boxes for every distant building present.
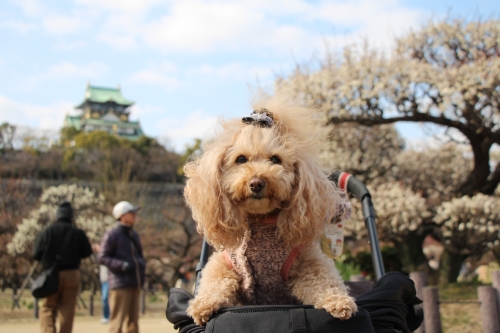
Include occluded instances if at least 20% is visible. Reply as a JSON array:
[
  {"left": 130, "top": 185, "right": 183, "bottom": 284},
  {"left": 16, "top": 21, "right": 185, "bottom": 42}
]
[{"left": 64, "top": 83, "right": 144, "bottom": 140}]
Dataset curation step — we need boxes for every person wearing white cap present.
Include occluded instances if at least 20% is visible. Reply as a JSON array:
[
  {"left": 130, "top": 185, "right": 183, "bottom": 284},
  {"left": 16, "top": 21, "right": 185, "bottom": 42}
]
[{"left": 98, "top": 201, "right": 145, "bottom": 333}]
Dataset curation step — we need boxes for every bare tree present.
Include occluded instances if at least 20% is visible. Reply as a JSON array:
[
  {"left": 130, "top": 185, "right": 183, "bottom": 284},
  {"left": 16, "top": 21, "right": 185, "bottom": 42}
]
[
  {"left": 142, "top": 193, "right": 201, "bottom": 292},
  {"left": 0, "top": 180, "right": 40, "bottom": 290},
  {"left": 0, "top": 123, "right": 16, "bottom": 151}
]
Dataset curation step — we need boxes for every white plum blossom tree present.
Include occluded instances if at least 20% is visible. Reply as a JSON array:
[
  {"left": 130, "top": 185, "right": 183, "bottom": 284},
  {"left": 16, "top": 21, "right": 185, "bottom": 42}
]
[
  {"left": 320, "top": 124, "right": 404, "bottom": 185},
  {"left": 395, "top": 144, "right": 472, "bottom": 202},
  {"left": 277, "top": 17, "right": 500, "bottom": 196},
  {"left": 433, "top": 194, "right": 500, "bottom": 282},
  {"left": 8, "top": 184, "right": 114, "bottom": 256},
  {"left": 276, "top": 16, "right": 500, "bottom": 281},
  {"left": 347, "top": 182, "right": 431, "bottom": 242}
]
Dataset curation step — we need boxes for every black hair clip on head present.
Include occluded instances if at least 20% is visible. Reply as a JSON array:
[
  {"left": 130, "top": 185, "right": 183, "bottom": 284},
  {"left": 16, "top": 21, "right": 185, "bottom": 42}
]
[{"left": 242, "top": 108, "right": 274, "bottom": 128}]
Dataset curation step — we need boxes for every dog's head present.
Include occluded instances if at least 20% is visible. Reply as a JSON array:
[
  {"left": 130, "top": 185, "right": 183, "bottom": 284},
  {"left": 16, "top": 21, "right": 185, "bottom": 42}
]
[{"left": 184, "top": 95, "right": 350, "bottom": 249}]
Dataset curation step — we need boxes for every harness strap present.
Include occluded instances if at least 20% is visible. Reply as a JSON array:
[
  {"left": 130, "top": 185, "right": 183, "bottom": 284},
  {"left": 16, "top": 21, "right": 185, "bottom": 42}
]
[
  {"left": 223, "top": 250, "right": 233, "bottom": 270},
  {"left": 261, "top": 214, "right": 279, "bottom": 224},
  {"left": 281, "top": 245, "right": 305, "bottom": 281}
]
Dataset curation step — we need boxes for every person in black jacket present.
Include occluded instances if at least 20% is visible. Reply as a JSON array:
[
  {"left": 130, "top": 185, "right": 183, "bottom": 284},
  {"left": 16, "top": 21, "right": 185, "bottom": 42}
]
[{"left": 33, "top": 201, "right": 92, "bottom": 333}]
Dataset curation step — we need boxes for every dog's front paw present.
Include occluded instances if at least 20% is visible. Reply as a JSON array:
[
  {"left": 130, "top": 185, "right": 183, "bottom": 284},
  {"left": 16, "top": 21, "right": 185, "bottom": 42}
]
[
  {"left": 323, "top": 295, "right": 357, "bottom": 320},
  {"left": 187, "top": 298, "right": 217, "bottom": 326}
]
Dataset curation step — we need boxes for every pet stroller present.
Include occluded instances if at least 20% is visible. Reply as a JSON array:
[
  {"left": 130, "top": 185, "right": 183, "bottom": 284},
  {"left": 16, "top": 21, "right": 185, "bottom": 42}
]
[{"left": 166, "top": 172, "right": 423, "bottom": 333}]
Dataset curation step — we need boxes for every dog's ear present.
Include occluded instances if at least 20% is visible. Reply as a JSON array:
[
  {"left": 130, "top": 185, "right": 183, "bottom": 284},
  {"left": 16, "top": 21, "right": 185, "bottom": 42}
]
[
  {"left": 183, "top": 145, "right": 242, "bottom": 249},
  {"left": 279, "top": 156, "right": 346, "bottom": 247}
]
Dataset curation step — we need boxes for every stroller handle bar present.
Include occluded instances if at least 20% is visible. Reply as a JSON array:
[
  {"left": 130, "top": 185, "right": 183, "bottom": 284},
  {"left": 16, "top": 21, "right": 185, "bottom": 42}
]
[
  {"left": 328, "top": 172, "right": 369, "bottom": 201},
  {"left": 329, "top": 172, "right": 385, "bottom": 280},
  {"left": 194, "top": 172, "right": 385, "bottom": 294}
]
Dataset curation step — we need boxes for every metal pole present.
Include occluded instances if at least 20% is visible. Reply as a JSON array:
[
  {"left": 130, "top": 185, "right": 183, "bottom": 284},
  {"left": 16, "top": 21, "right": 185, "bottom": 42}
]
[
  {"left": 89, "top": 294, "right": 94, "bottom": 316},
  {"left": 194, "top": 240, "right": 210, "bottom": 296},
  {"left": 34, "top": 298, "right": 39, "bottom": 319},
  {"left": 12, "top": 261, "right": 38, "bottom": 310},
  {"left": 141, "top": 282, "right": 148, "bottom": 315},
  {"left": 362, "top": 196, "right": 385, "bottom": 280}
]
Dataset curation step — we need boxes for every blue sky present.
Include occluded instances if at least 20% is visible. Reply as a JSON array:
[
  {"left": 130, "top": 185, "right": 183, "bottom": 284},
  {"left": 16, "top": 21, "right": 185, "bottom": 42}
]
[{"left": 0, "top": 0, "right": 498, "bottom": 152}]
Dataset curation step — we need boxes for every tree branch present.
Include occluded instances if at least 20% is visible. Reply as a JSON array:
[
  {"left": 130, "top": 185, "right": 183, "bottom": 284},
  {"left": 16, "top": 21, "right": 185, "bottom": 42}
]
[{"left": 327, "top": 113, "right": 472, "bottom": 137}]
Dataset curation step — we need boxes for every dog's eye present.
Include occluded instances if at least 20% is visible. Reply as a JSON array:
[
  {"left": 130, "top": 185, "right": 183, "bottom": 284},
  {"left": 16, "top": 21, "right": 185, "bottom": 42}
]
[
  {"left": 270, "top": 155, "right": 281, "bottom": 164},
  {"left": 236, "top": 155, "right": 247, "bottom": 164}
]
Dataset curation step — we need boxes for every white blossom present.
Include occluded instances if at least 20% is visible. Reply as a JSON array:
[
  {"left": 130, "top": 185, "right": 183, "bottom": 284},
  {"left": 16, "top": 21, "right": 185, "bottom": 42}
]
[
  {"left": 434, "top": 194, "right": 500, "bottom": 256},
  {"left": 7, "top": 184, "right": 114, "bottom": 255},
  {"left": 345, "top": 182, "right": 431, "bottom": 242}
]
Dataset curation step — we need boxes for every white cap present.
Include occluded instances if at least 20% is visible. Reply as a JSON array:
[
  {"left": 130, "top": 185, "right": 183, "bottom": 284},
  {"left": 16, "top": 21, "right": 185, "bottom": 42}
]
[{"left": 112, "top": 201, "right": 140, "bottom": 220}]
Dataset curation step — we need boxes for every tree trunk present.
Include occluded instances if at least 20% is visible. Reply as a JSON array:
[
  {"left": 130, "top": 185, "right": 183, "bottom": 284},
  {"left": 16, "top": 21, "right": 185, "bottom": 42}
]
[
  {"left": 398, "top": 232, "right": 428, "bottom": 272},
  {"left": 439, "top": 250, "right": 466, "bottom": 285},
  {"left": 459, "top": 137, "right": 492, "bottom": 196}
]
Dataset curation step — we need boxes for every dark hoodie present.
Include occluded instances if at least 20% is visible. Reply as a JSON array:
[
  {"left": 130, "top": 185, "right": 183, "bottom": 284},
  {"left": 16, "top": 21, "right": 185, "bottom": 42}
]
[
  {"left": 33, "top": 202, "right": 93, "bottom": 270},
  {"left": 98, "top": 223, "right": 146, "bottom": 289}
]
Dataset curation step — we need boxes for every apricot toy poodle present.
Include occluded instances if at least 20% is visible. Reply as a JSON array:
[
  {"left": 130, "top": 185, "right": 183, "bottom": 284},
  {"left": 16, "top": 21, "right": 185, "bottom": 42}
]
[{"left": 183, "top": 95, "right": 357, "bottom": 326}]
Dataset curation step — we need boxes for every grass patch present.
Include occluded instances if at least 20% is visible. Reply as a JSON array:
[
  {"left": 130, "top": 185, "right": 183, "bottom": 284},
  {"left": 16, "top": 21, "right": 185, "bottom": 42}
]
[
  {"left": 335, "top": 260, "right": 361, "bottom": 281},
  {"left": 438, "top": 281, "right": 483, "bottom": 333},
  {"left": 439, "top": 280, "right": 483, "bottom": 301}
]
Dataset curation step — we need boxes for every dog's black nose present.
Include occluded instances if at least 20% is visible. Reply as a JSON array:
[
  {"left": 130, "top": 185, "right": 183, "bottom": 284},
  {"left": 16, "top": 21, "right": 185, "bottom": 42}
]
[{"left": 249, "top": 178, "right": 265, "bottom": 193}]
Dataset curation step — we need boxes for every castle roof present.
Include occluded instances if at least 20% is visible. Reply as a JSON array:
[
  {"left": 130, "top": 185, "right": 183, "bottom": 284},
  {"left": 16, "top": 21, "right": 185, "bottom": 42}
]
[{"left": 75, "top": 85, "right": 134, "bottom": 109}]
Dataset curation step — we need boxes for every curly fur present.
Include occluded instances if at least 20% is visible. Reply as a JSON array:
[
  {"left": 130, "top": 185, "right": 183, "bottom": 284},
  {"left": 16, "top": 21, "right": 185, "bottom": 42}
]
[
  {"left": 184, "top": 95, "right": 344, "bottom": 249},
  {"left": 184, "top": 94, "right": 357, "bottom": 325}
]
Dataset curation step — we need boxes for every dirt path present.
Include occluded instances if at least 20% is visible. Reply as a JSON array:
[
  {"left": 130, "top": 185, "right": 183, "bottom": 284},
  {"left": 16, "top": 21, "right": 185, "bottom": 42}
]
[{"left": 0, "top": 315, "right": 177, "bottom": 333}]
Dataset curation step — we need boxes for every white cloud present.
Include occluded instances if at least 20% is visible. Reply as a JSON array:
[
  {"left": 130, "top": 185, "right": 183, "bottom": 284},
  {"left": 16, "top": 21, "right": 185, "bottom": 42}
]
[
  {"left": 54, "top": 40, "right": 88, "bottom": 50},
  {"left": 127, "top": 70, "right": 181, "bottom": 91},
  {"left": 318, "top": 0, "right": 424, "bottom": 48},
  {"left": 8, "top": 0, "right": 46, "bottom": 17},
  {"left": 186, "top": 63, "right": 275, "bottom": 84},
  {"left": 134, "top": 1, "right": 331, "bottom": 56},
  {"left": 93, "top": 9, "right": 148, "bottom": 49},
  {"left": 75, "top": 0, "right": 165, "bottom": 13},
  {"left": 127, "top": 104, "right": 164, "bottom": 120},
  {"left": 85, "top": 0, "right": 422, "bottom": 55},
  {"left": 96, "top": 32, "right": 138, "bottom": 50},
  {"left": 159, "top": 61, "right": 178, "bottom": 73},
  {"left": 158, "top": 110, "right": 218, "bottom": 152},
  {"left": 1, "top": 20, "right": 38, "bottom": 33},
  {"left": 0, "top": 95, "right": 74, "bottom": 129},
  {"left": 142, "top": 1, "right": 262, "bottom": 53},
  {"left": 42, "top": 13, "right": 88, "bottom": 35},
  {"left": 8, "top": 0, "right": 424, "bottom": 56},
  {"left": 126, "top": 61, "right": 275, "bottom": 91},
  {"left": 29, "top": 62, "right": 109, "bottom": 84}
]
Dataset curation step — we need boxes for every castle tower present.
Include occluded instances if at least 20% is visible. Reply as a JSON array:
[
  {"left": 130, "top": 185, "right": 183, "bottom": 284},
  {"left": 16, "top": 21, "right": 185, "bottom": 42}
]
[{"left": 64, "top": 84, "right": 144, "bottom": 140}]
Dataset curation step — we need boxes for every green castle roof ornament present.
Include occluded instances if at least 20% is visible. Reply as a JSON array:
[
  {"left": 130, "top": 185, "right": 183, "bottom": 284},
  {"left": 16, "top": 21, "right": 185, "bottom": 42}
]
[
  {"left": 75, "top": 83, "right": 134, "bottom": 109},
  {"left": 65, "top": 83, "right": 144, "bottom": 141}
]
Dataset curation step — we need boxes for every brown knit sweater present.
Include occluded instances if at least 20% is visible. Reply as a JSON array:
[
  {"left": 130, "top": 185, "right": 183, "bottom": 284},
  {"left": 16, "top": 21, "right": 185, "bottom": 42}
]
[
  {"left": 224, "top": 198, "right": 351, "bottom": 305},
  {"left": 225, "top": 219, "right": 301, "bottom": 305}
]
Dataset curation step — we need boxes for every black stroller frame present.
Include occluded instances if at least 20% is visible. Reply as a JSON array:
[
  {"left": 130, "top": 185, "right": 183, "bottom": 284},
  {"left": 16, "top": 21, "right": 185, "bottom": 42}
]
[{"left": 167, "top": 172, "right": 423, "bottom": 333}]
